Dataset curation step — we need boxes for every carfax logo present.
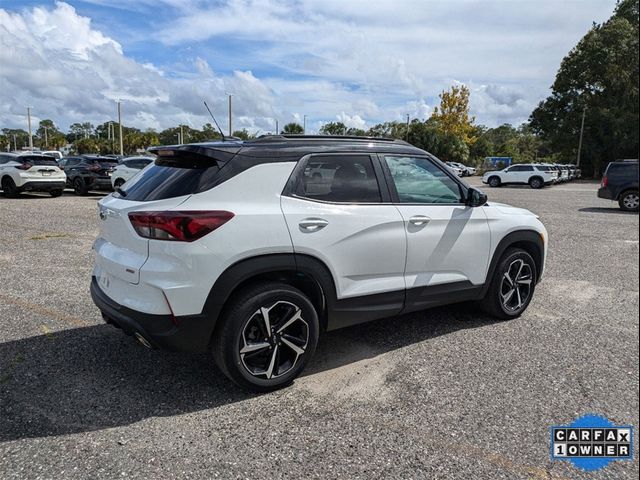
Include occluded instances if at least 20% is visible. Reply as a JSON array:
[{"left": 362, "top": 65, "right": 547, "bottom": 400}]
[{"left": 551, "top": 415, "right": 634, "bottom": 471}]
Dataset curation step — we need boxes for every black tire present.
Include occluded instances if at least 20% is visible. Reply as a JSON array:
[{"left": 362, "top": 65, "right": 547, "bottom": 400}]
[
  {"left": 488, "top": 176, "right": 501, "bottom": 188},
  {"left": 49, "top": 189, "right": 63, "bottom": 197},
  {"left": 213, "top": 282, "right": 319, "bottom": 392},
  {"left": 529, "top": 177, "right": 543, "bottom": 189},
  {"left": 114, "top": 178, "right": 125, "bottom": 188},
  {"left": 480, "top": 248, "right": 537, "bottom": 320},
  {"left": 618, "top": 190, "right": 639, "bottom": 212},
  {"left": 1, "top": 177, "right": 19, "bottom": 197},
  {"left": 73, "top": 177, "right": 88, "bottom": 195}
]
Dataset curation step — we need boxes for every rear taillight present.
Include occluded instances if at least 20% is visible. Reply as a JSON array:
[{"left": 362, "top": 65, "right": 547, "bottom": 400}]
[
  {"left": 15, "top": 163, "right": 32, "bottom": 170},
  {"left": 601, "top": 176, "right": 608, "bottom": 188},
  {"left": 128, "top": 211, "right": 234, "bottom": 242}
]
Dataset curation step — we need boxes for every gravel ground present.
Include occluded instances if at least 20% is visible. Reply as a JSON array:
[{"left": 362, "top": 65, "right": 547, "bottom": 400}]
[{"left": 0, "top": 180, "right": 638, "bottom": 479}]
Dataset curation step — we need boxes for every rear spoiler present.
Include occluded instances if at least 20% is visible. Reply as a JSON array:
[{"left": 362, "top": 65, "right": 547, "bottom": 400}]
[{"left": 148, "top": 142, "right": 243, "bottom": 164}]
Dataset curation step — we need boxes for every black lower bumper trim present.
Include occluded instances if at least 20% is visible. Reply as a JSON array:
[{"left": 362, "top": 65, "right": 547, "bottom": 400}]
[
  {"left": 20, "top": 181, "right": 66, "bottom": 191},
  {"left": 90, "top": 277, "right": 211, "bottom": 352}
]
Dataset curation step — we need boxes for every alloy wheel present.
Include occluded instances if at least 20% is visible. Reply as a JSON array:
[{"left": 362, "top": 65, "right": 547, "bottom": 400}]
[
  {"left": 239, "top": 301, "right": 309, "bottom": 379},
  {"left": 500, "top": 259, "right": 533, "bottom": 313},
  {"left": 623, "top": 192, "right": 639, "bottom": 210}
]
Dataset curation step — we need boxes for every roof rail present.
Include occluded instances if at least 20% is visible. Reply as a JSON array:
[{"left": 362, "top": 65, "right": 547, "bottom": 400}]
[{"left": 251, "top": 134, "right": 405, "bottom": 144}]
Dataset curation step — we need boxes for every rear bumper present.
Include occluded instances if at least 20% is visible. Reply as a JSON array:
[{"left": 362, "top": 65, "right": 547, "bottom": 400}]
[
  {"left": 19, "top": 180, "right": 66, "bottom": 191},
  {"left": 88, "top": 177, "right": 114, "bottom": 190},
  {"left": 90, "top": 276, "right": 212, "bottom": 352},
  {"left": 597, "top": 187, "right": 614, "bottom": 200}
]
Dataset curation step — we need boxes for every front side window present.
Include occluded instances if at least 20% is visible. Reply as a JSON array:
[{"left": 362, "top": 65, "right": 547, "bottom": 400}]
[
  {"left": 293, "top": 155, "right": 382, "bottom": 203},
  {"left": 384, "top": 156, "right": 463, "bottom": 204}
]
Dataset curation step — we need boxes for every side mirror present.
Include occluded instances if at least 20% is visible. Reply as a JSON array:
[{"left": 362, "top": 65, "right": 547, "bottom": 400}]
[{"left": 466, "top": 187, "right": 488, "bottom": 207}]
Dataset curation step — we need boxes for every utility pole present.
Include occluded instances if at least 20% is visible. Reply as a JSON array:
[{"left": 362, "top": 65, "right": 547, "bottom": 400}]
[
  {"left": 13, "top": 134, "right": 17, "bottom": 151},
  {"left": 303, "top": 115, "right": 308, "bottom": 134},
  {"left": 180, "top": 125, "right": 184, "bottom": 144},
  {"left": 26, "top": 106, "right": 33, "bottom": 150},
  {"left": 275, "top": 119, "right": 279, "bottom": 135},
  {"left": 44, "top": 126, "right": 48, "bottom": 147},
  {"left": 226, "top": 93, "right": 233, "bottom": 136},
  {"left": 576, "top": 107, "right": 586, "bottom": 167},
  {"left": 405, "top": 114, "right": 410, "bottom": 142},
  {"left": 117, "top": 100, "right": 124, "bottom": 155}
]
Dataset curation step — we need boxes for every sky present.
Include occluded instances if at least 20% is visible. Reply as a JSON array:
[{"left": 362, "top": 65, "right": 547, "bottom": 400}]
[{"left": 0, "top": 0, "right": 616, "bottom": 135}]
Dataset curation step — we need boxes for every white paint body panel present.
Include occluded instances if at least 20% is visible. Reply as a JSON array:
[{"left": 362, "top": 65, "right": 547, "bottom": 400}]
[
  {"left": 394, "top": 204, "right": 491, "bottom": 287},
  {"left": 281, "top": 196, "right": 407, "bottom": 298}
]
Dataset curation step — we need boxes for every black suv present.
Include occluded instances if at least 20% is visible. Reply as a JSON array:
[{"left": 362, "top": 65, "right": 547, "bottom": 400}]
[
  {"left": 598, "top": 160, "right": 639, "bottom": 212},
  {"left": 58, "top": 155, "right": 119, "bottom": 195}
]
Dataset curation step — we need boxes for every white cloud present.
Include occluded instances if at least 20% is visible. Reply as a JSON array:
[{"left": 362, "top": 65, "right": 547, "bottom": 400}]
[{"left": 0, "top": 0, "right": 617, "bottom": 134}]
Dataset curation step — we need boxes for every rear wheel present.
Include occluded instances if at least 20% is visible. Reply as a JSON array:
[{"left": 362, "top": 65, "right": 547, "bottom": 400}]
[
  {"left": 73, "top": 177, "right": 88, "bottom": 195},
  {"left": 49, "top": 189, "right": 63, "bottom": 197},
  {"left": 529, "top": 177, "right": 543, "bottom": 189},
  {"left": 1, "top": 177, "right": 19, "bottom": 197},
  {"left": 488, "top": 176, "right": 501, "bottom": 188},
  {"left": 213, "top": 282, "right": 319, "bottom": 392},
  {"left": 480, "top": 248, "right": 537, "bottom": 320},
  {"left": 619, "top": 190, "right": 639, "bottom": 212}
]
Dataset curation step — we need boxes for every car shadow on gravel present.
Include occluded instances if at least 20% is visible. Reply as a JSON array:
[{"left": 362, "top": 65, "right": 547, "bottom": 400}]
[
  {"left": 579, "top": 207, "right": 638, "bottom": 215},
  {"left": 0, "top": 304, "right": 497, "bottom": 442}
]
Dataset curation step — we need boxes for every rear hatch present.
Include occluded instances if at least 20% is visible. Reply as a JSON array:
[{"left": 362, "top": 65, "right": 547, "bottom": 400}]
[
  {"left": 87, "top": 157, "right": 119, "bottom": 178},
  {"left": 17, "top": 155, "right": 65, "bottom": 179},
  {"left": 94, "top": 145, "right": 240, "bottom": 285}
]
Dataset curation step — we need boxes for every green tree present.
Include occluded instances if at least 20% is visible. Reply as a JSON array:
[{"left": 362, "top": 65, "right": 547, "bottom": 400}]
[
  {"left": 530, "top": 0, "right": 639, "bottom": 176},
  {"left": 36, "top": 119, "right": 66, "bottom": 149},
  {"left": 320, "top": 122, "right": 348, "bottom": 135},
  {"left": 430, "top": 84, "right": 477, "bottom": 146},
  {"left": 281, "top": 123, "right": 304, "bottom": 134}
]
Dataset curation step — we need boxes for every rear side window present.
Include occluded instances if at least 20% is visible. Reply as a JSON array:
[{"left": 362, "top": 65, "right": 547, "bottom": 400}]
[
  {"left": 292, "top": 155, "right": 382, "bottom": 203},
  {"left": 120, "top": 155, "right": 223, "bottom": 201}
]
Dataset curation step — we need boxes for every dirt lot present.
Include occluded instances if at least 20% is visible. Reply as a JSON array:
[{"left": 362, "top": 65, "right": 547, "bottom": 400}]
[{"left": 0, "top": 180, "right": 638, "bottom": 479}]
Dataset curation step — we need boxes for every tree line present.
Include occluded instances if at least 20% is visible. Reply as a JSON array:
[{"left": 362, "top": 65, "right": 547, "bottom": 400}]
[{"left": 1, "top": 0, "right": 636, "bottom": 177}]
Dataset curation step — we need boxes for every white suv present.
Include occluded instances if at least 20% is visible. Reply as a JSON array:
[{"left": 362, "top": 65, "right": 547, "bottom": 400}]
[
  {"left": 91, "top": 136, "right": 548, "bottom": 391},
  {"left": 482, "top": 164, "right": 556, "bottom": 189},
  {"left": 0, "top": 153, "right": 66, "bottom": 197},
  {"left": 111, "top": 156, "right": 154, "bottom": 189}
]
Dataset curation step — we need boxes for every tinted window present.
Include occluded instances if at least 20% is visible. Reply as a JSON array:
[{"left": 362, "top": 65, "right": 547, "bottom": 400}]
[
  {"left": 292, "top": 155, "right": 382, "bottom": 203},
  {"left": 120, "top": 155, "right": 223, "bottom": 201},
  {"left": 510, "top": 165, "right": 534, "bottom": 172},
  {"left": 384, "top": 156, "right": 462, "bottom": 204},
  {"left": 18, "top": 156, "right": 58, "bottom": 166}
]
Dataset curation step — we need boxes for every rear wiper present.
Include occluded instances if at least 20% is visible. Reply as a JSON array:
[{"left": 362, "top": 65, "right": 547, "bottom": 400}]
[{"left": 115, "top": 186, "right": 127, "bottom": 197}]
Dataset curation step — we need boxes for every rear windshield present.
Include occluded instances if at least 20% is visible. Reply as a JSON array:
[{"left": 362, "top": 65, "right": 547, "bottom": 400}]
[
  {"left": 19, "top": 156, "right": 58, "bottom": 166},
  {"left": 119, "top": 155, "right": 223, "bottom": 201}
]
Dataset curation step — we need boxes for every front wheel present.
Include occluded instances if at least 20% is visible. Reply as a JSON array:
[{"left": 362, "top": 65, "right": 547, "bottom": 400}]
[
  {"left": 619, "top": 190, "right": 639, "bottom": 212},
  {"left": 213, "top": 282, "right": 319, "bottom": 392},
  {"left": 480, "top": 248, "right": 537, "bottom": 320}
]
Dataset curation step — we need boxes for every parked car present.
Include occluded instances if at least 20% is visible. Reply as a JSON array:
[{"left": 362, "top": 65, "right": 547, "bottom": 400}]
[
  {"left": 0, "top": 152, "right": 66, "bottom": 197},
  {"left": 111, "top": 156, "right": 154, "bottom": 188},
  {"left": 445, "top": 162, "right": 464, "bottom": 177},
  {"left": 42, "top": 150, "right": 63, "bottom": 161},
  {"left": 58, "top": 155, "right": 119, "bottom": 194},
  {"left": 554, "top": 165, "right": 570, "bottom": 182},
  {"left": 91, "top": 135, "right": 548, "bottom": 391},
  {"left": 447, "top": 161, "right": 476, "bottom": 176},
  {"left": 598, "top": 159, "right": 639, "bottom": 212},
  {"left": 482, "top": 164, "right": 556, "bottom": 189}
]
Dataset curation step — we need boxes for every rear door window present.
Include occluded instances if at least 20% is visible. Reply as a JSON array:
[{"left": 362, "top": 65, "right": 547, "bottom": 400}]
[{"left": 292, "top": 155, "right": 382, "bottom": 203}]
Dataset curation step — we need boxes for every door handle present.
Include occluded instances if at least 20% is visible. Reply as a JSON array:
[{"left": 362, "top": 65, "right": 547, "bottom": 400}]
[
  {"left": 299, "top": 218, "right": 328, "bottom": 232},
  {"left": 408, "top": 215, "right": 431, "bottom": 226}
]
